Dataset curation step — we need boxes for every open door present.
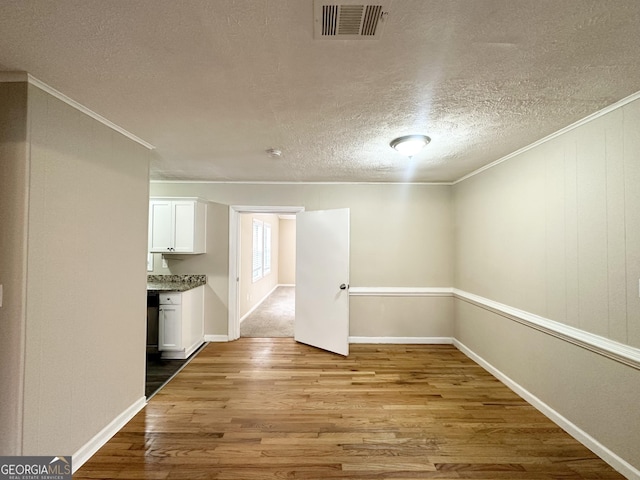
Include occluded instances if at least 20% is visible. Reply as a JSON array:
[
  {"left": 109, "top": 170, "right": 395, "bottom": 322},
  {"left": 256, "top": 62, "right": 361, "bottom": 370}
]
[{"left": 295, "top": 208, "right": 350, "bottom": 356}]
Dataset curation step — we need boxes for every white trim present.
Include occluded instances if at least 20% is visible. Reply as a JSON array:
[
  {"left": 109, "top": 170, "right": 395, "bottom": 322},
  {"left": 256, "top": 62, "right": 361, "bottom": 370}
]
[
  {"left": 349, "top": 336, "right": 453, "bottom": 344},
  {"left": 160, "top": 339, "right": 204, "bottom": 360},
  {"left": 228, "top": 205, "right": 305, "bottom": 341},
  {"left": 349, "top": 287, "right": 453, "bottom": 297},
  {"left": 0, "top": 72, "right": 155, "bottom": 150},
  {"left": 349, "top": 285, "right": 640, "bottom": 370},
  {"left": 239, "top": 284, "right": 279, "bottom": 323},
  {"left": 150, "top": 180, "right": 452, "bottom": 186},
  {"left": 453, "top": 289, "right": 640, "bottom": 370},
  {"left": 204, "top": 334, "right": 229, "bottom": 342},
  {"left": 453, "top": 89, "right": 640, "bottom": 185},
  {"left": 72, "top": 396, "right": 146, "bottom": 473},
  {"left": 453, "top": 339, "right": 640, "bottom": 480},
  {"left": 232, "top": 205, "right": 306, "bottom": 214},
  {"left": 228, "top": 207, "right": 240, "bottom": 340},
  {"left": 278, "top": 283, "right": 296, "bottom": 287}
]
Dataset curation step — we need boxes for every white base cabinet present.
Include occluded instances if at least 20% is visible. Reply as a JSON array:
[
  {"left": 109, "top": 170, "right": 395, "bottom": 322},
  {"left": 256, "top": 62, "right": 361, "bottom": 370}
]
[{"left": 158, "top": 287, "right": 204, "bottom": 359}]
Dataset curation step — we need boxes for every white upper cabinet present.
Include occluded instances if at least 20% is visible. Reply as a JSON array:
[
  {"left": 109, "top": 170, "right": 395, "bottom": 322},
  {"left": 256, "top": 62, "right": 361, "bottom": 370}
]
[{"left": 149, "top": 198, "right": 207, "bottom": 254}]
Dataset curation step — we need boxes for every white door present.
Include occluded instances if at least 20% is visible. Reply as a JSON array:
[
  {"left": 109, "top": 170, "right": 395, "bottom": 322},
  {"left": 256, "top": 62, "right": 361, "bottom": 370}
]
[{"left": 295, "top": 208, "right": 350, "bottom": 356}]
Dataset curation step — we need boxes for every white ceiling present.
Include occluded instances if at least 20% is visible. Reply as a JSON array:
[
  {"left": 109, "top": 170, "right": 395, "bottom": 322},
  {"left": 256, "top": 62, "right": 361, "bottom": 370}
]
[{"left": 1, "top": 0, "right": 640, "bottom": 183}]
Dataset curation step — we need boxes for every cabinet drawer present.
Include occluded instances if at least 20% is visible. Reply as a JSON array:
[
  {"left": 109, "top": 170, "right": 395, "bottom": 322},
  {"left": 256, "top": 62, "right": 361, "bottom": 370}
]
[{"left": 159, "top": 292, "right": 181, "bottom": 305}]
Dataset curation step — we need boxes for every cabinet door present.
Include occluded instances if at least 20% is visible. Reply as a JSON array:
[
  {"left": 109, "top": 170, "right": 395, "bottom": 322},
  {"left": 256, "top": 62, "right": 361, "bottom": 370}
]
[
  {"left": 159, "top": 305, "right": 182, "bottom": 350},
  {"left": 149, "top": 201, "right": 173, "bottom": 252},
  {"left": 172, "top": 201, "right": 196, "bottom": 253}
]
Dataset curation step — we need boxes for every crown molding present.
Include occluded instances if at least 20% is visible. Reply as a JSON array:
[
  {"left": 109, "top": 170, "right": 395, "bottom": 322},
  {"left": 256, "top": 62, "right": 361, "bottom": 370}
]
[
  {"left": 453, "top": 89, "right": 640, "bottom": 185},
  {"left": 150, "top": 180, "right": 453, "bottom": 185},
  {"left": 0, "top": 71, "right": 155, "bottom": 150}
]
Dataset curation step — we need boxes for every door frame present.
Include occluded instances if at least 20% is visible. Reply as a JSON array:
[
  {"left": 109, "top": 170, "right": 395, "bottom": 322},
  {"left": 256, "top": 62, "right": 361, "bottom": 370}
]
[{"left": 228, "top": 205, "right": 305, "bottom": 340}]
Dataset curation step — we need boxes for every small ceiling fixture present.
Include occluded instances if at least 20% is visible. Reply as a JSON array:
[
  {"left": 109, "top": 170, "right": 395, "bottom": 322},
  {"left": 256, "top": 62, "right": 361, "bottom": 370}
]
[
  {"left": 266, "top": 148, "right": 282, "bottom": 158},
  {"left": 389, "top": 135, "right": 431, "bottom": 157}
]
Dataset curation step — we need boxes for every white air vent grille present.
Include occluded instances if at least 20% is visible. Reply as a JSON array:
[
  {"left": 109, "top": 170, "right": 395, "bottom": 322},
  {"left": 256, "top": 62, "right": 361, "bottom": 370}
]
[{"left": 314, "top": 1, "right": 388, "bottom": 39}]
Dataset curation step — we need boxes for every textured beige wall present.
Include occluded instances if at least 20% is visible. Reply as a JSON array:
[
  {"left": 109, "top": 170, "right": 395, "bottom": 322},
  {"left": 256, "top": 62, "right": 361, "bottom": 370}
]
[
  {"left": 0, "top": 82, "right": 28, "bottom": 455},
  {"left": 239, "top": 213, "right": 280, "bottom": 318},
  {"left": 149, "top": 183, "right": 453, "bottom": 286},
  {"left": 453, "top": 98, "right": 640, "bottom": 471},
  {"left": 454, "top": 99, "right": 640, "bottom": 347},
  {"left": 22, "top": 84, "right": 150, "bottom": 455},
  {"left": 149, "top": 183, "right": 454, "bottom": 337},
  {"left": 278, "top": 218, "right": 296, "bottom": 285},
  {"left": 350, "top": 296, "right": 453, "bottom": 337}
]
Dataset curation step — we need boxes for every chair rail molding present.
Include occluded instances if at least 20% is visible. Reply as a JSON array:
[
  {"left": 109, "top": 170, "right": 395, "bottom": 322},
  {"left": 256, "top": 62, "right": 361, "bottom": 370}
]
[
  {"left": 453, "top": 289, "right": 640, "bottom": 371},
  {"left": 349, "top": 287, "right": 453, "bottom": 297},
  {"left": 348, "top": 286, "right": 640, "bottom": 370}
]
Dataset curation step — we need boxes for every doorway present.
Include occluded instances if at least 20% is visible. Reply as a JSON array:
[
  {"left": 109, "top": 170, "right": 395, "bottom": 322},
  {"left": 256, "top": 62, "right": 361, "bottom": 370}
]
[
  {"left": 228, "top": 206, "right": 304, "bottom": 340},
  {"left": 228, "top": 205, "right": 351, "bottom": 356},
  {"left": 237, "top": 211, "right": 296, "bottom": 337}
]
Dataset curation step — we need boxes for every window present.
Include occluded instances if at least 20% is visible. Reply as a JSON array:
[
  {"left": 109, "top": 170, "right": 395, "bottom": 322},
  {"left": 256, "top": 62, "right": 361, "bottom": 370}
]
[
  {"left": 252, "top": 219, "right": 272, "bottom": 282},
  {"left": 264, "top": 223, "right": 272, "bottom": 275}
]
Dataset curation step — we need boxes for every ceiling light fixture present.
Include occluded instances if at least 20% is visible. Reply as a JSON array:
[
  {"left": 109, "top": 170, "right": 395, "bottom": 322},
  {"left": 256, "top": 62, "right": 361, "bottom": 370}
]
[
  {"left": 389, "top": 134, "right": 431, "bottom": 157},
  {"left": 266, "top": 148, "right": 282, "bottom": 158}
]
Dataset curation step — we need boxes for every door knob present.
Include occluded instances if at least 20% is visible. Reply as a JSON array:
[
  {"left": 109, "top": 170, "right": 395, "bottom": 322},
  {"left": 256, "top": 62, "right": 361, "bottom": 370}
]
[{"left": 340, "top": 283, "right": 348, "bottom": 290}]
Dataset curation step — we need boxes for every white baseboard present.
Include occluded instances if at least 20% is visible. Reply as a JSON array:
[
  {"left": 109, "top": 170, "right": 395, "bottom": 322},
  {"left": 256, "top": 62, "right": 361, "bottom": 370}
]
[
  {"left": 278, "top": 283, "right": 295, "bottom": 287},
  {"left": 453, "top": 339, "right": 640, "bottom": 480},
  {"left": 204, "top": 334, "right": 229, "bottom": 342},
  {"left": 160, "top": 340, "right": 205, "bottom": 360},
  {"left": 349, "top": 336, "right": 453, "bottom": 344},
  {"left": 72, "top": 396, "right": 146, "bottom": 473}
]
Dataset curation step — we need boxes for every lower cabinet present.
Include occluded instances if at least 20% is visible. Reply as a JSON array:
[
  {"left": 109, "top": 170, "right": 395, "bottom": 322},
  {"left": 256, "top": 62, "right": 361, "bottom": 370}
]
[{"left": 158, "top": 286, "right": 204, "bottom": 359}]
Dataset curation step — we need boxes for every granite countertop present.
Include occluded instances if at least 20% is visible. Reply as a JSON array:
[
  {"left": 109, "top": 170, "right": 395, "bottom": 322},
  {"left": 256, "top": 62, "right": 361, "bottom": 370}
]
[{"left": 147, "top": 274, "right": 207, "bottom": 292}]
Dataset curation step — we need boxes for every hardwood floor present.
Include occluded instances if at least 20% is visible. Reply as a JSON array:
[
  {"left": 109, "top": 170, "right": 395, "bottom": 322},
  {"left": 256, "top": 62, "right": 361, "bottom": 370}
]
[{"left": 75, "top": 338, "right": 624, "bottom": 479}]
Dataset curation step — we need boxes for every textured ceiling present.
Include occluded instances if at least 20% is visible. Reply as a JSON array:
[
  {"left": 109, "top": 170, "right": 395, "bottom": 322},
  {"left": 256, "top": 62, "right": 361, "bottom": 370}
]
[{"left": 1, "top": 0, "right": 640, "bottom": 183}]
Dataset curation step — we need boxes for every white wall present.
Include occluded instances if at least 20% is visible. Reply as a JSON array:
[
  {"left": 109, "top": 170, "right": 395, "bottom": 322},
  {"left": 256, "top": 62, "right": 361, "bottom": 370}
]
[
  {"left": 149, "top": 182, "right": 454, "bottom": 338},
  {"left": 278, "top": 218, "right": 296, "bottom": 285},
  {"left": 1, "top": 81, "right": 151, "bottom": 457},
  {"left": 455, "top": 101, "right": 640, "bottom": 345},
  {"left": 453, "top": 97, "right": 640, "bottom": 472}
]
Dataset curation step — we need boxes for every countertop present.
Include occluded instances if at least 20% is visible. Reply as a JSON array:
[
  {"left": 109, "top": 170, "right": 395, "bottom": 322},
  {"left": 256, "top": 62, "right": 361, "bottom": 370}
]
[{"left": 147, "top": 274, "right": 207, "bottom": 292}]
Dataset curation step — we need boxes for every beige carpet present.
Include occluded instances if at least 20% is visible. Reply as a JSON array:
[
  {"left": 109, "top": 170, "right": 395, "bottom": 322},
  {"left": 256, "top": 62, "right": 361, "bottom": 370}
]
[{"left": 240, "top": 286, "right": 294, "bottom": 337}]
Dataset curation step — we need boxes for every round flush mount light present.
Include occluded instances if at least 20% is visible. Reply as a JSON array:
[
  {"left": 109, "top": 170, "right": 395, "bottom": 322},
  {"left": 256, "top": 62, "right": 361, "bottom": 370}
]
[
  {"left": 389, "top": 135, "right": 431, "bottom": 157},
  {"left": 266, "top": 148, "right": 282, "bottom": 158}
]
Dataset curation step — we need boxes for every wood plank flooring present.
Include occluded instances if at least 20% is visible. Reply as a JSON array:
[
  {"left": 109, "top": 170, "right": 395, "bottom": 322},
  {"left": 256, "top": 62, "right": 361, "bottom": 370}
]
[{"left": 75, "top": 338, "right": 624, "bottom": 479}]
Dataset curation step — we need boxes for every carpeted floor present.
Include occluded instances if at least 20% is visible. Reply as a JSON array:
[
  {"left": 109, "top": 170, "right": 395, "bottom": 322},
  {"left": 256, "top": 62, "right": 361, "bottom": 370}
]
[{"left": 240, "top": 286, "right": 294, "bottom": 337}]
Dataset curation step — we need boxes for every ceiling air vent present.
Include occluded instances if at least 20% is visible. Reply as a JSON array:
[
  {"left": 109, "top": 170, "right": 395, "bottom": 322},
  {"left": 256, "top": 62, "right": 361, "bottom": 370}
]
[{"left": 314, "top": 0, "right": 389, "bottom": 40}]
